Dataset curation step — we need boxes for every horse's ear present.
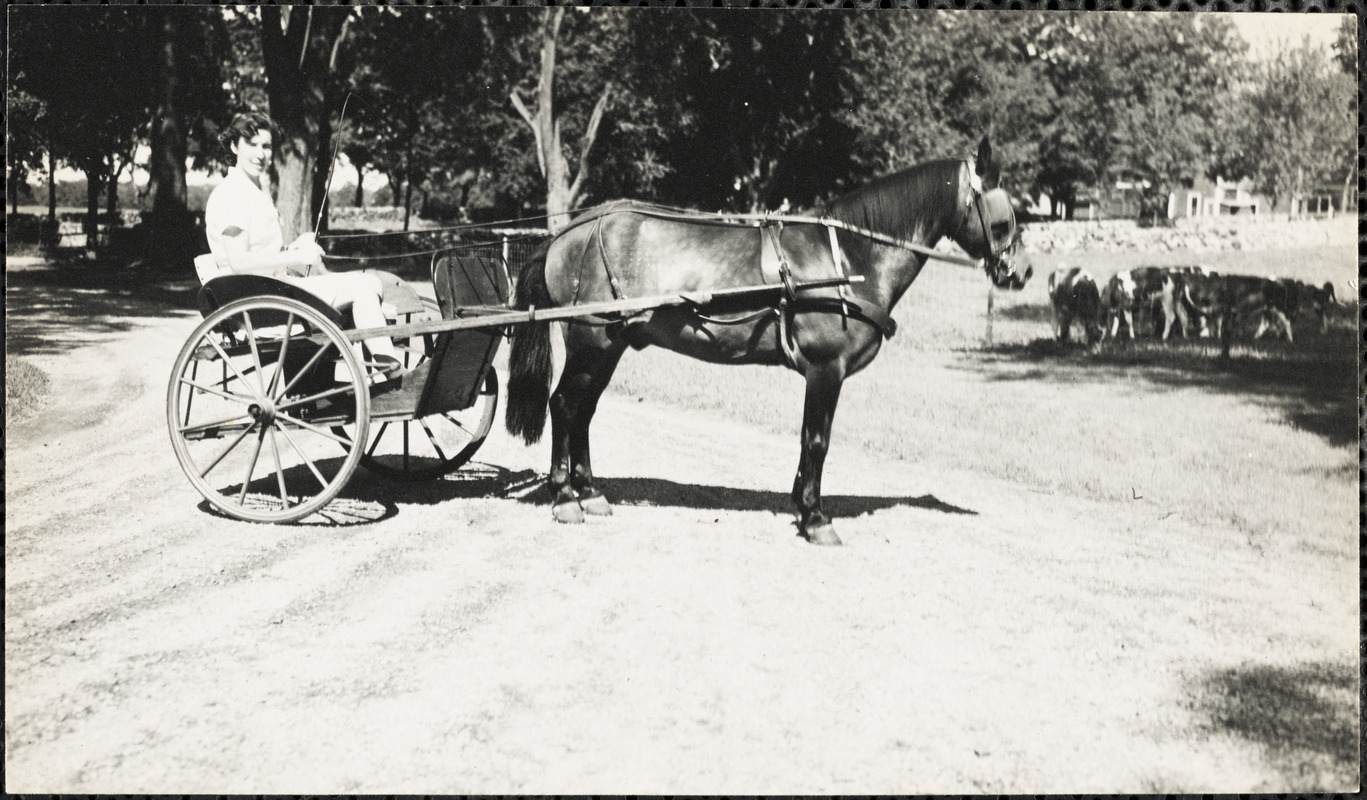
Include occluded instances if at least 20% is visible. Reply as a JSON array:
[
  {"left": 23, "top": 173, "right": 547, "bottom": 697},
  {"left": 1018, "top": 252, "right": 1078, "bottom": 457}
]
[
  {"left": 975, "top": 136, "right": 993, "bottom": 178},
  {"left": 974, "top": 135, "right": 1002, "bottom": 187}
]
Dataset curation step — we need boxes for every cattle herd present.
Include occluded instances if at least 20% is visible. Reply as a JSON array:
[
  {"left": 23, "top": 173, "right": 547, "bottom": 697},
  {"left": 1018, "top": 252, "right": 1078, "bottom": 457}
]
[{"left": 1047, "top": 265, "right": 1339, "bottom": 357}]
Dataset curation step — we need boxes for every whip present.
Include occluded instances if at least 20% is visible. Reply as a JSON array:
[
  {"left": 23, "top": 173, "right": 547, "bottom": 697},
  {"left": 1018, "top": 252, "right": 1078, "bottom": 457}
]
[{"left": 314, "top": 91, "right": 357, "bottom": 236}]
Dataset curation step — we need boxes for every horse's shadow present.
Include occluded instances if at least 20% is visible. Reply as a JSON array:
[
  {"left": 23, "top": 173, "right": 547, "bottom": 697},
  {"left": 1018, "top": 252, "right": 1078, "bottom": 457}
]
[
  {"left": 196, "top": 461, "right": 978, "bottom": 526},
  {"left": 349, "top": 463, "right": 977, "bottom": 519}
]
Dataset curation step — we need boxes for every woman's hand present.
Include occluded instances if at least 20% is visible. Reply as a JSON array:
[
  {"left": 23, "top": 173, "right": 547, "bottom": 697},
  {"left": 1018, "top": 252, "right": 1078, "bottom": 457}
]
[{"left": 287, "top": 232, "right": 327, "bottom": 274}]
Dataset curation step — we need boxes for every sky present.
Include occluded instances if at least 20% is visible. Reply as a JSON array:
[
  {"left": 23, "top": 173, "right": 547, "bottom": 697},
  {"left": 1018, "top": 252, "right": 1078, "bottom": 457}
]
[{"left": 1222, "top": 10, "right": 1350, "bottom": 61}]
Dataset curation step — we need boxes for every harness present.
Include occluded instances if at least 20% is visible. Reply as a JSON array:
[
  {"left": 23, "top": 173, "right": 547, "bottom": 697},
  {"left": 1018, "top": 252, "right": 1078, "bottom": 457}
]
[{"left": 564, "top": 165, "right": 1014, "bottom": 373}]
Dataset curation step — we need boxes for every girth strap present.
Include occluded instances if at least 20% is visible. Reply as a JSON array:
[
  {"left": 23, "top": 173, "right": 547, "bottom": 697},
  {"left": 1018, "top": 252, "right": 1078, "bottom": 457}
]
[{"left": 777, "top": 293, "right": 897, "bottom": 374}]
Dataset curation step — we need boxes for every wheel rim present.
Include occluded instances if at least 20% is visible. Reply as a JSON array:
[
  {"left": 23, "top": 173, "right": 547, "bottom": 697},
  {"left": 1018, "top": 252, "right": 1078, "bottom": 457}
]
[
  {"left": 167, "top": 297, "right": 371, "bottom": 523},
  {"left": 359, "top": 368, "right": 499, "bottom": 481}
]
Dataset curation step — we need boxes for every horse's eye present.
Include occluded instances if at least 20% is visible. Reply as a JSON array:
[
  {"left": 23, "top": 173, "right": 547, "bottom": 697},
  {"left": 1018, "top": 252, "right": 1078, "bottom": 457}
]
[{"left": 991, "top": 222, "right": 1012, "bottom": 239}]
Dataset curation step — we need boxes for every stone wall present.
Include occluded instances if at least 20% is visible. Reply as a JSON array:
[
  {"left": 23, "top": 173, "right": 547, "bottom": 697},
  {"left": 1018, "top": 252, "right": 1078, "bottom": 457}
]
[{"left": 1022, "top": 216, "right": 1356, "bottom": 254}]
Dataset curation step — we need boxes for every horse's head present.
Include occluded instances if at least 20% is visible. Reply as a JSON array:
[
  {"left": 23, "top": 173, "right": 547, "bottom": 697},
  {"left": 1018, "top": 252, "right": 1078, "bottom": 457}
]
[{"left": 954, "top": 138, "right": 1031, "bottom": 291}]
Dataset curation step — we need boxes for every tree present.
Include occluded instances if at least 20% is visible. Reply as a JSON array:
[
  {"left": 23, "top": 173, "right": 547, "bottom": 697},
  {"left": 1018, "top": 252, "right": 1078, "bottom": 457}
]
[
  {"left": 1233, "top": 40, "right": 1357, "bottom": 215},
  {"left": 144, "top": 9, "right": 233, "bottom": 264},
  {"left": 6, "top": 89, "right": 45, "bottom": 216},
  {"left": 261, "top": 7, "right": 354, "bottom": 242},
  {"left": 9, "top": 8, "right": 154, "bottom": 251},
  {"left": 510, "top": 7, "right": 612, "bottom": 231},
  {"left": 344, "top": 7, "right": 491, "bottom": 228}
]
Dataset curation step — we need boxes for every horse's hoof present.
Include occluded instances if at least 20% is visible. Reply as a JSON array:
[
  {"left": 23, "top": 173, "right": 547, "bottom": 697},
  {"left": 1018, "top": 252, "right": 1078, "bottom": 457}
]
[
  {"left": 579, "top": 493, "right": 613, "bottom": 516},
  {"left": 803, "top": 523, "right": 843, "bottom": 546},
  {"left": 552, "top": 501, "right": 585, "bottom": 524}
]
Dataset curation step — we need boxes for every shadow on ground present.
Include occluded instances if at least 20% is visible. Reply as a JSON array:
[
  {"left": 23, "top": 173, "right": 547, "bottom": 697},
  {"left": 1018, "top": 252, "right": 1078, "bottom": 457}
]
[
  {"left": 1189, "top": 659, "right": 1360, "bottom": 789},
  {"left": 965, "top": 328, "right": 1358, "bottom": 447},
  {"left": 325, "top": 463, "right": 978, "bottom": 520},
  {"left": 6, "top": 255, "right": 202, "bottom": 357}
]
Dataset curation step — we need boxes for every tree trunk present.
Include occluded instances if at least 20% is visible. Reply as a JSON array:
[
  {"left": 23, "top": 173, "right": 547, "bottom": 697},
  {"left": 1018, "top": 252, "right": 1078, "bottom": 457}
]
[
  {"left": 106, "top": 152, "right": 121, "bottom": 222},
  {"left": 261, "top": 7, "right": 351, "bottom": 242},
  {"left": 511, "top": 7, "right": 610, "bottom": 233},
  {"left": 354, "top": 162, "right": 365, "bottom": 208},
  {"left": 146, "top": 12, "right": 194, "bottom": 268},
  {"left": 45, "top": 142, "right": 58, "bottom": 246},
  {"left": 402, "top": 136, "right": 415, "bottom": 233},
  {"left": 85, "top": 166, "right": 101, "bottom": 255}
]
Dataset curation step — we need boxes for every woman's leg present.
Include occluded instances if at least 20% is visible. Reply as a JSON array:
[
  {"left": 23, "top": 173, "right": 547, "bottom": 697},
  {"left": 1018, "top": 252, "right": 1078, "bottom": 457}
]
[{"left": 286, "top": 273, "right": 400, "bottom": 362}]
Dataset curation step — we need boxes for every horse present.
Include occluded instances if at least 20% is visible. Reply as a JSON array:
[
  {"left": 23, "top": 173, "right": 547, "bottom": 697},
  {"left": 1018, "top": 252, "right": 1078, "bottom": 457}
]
[{"left": 504, "top": 136, "right": 1029, "bottom": 545}]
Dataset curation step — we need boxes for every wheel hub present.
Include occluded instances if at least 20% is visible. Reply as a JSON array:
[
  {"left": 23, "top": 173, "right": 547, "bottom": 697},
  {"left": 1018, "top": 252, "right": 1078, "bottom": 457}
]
[{"left": 247, "top": 399, "right": 277, "bottom": 426}]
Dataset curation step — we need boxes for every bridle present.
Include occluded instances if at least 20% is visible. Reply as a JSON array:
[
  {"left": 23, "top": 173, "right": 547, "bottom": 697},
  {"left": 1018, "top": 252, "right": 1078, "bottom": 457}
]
[{"left": 958, "top": 160, "right": 1028, "bottom": 290}]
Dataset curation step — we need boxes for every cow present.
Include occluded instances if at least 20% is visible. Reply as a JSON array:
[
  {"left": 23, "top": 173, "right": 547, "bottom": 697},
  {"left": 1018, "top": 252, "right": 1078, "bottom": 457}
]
[
  {"left": 1048, "top": 267, "right": 1103, "bottom": 344},
  {"left": 1130, "top": 266, "right": 1199, "bottom": 340},
  {"left": 1100, "top": 270, "right": 1138, "bottom": 340},
  {"left": 1180, "top": 272, "right": 1287, "bottom": 358},
  {"left": 1263, "top": 278, "right": 1338, "bottom": 336}
]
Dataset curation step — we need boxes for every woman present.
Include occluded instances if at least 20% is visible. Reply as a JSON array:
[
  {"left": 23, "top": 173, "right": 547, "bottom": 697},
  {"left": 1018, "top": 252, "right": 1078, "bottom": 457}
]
[{"left": 203, "top": 111, "right": 402, "bottom": 377}]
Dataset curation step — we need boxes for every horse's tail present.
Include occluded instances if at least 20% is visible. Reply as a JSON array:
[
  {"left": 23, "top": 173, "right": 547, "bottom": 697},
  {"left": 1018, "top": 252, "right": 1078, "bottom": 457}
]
[{"left": 505, "top": 240, "right": 555, "bottom": 444}]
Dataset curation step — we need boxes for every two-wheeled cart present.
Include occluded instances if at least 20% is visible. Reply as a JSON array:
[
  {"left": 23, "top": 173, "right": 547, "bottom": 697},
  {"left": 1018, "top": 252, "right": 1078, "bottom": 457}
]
[{"left": 167, "top": 252, "right": 860, "bottom": 523}]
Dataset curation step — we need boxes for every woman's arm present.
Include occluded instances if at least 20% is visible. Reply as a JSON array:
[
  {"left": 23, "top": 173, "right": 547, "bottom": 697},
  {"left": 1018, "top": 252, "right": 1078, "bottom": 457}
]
[{"left": 218, "top": 226, "right": 324, "bottom": 277}]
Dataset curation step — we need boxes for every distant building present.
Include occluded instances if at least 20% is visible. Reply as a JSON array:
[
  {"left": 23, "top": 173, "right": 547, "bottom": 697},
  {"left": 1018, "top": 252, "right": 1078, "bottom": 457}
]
[
  {"left": 1029, "top": 171, "right": 1351, "bottom": 222},
  {"left": 1170, "top": 176, "right": 1265, "bottom": 219}
]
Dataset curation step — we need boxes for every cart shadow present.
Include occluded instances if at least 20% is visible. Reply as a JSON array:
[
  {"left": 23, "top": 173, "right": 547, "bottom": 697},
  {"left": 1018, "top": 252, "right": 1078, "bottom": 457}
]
[
  {"left": 195, "top": 462, "right": 402, "bottom": 527},
  {"left": 349, "top": 463, "right": 978, "bottom": 520}
]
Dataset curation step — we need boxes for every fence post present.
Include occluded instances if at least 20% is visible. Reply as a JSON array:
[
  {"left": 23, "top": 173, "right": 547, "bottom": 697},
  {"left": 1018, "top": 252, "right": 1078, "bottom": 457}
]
[{"left": 985, "top": 286, "right": 995, "bottom": 346}]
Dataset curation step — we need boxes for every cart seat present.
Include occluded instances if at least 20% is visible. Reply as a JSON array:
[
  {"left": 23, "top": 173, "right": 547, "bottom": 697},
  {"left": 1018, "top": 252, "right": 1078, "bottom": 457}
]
[
  {"left": 197, "top": 270, "right": 425, "bottom": 327},
  {"left": 197, "top": 274, "right": 346, "bottom": 328}
]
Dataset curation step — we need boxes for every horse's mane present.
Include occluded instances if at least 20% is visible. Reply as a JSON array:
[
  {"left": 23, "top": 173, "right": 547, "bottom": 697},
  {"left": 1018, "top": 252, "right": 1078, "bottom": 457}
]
[{"left": 823, "top": 159, "right": 967, "bottom": 243}]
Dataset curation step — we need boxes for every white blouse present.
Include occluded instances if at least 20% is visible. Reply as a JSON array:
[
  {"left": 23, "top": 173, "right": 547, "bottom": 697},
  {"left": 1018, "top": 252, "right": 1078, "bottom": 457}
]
[{"left": 204, "top": 166, "right": 284, "bottom": 270}]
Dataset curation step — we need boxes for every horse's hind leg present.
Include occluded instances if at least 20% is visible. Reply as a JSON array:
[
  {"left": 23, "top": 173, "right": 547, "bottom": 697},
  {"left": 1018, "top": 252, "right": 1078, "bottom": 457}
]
[
  {"left": 791, "top": 362, "right": 845, "bottom": 546},
  {"left": 567, "top": 341, "right": 626, "bottom": 516},
  {"left": 547, "top": 339, "right": 626, "bottom": 522}
]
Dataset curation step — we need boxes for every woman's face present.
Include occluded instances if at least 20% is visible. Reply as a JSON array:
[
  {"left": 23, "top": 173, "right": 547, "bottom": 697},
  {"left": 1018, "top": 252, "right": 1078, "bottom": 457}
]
[{"left": 231, "top": 129, "right": 273, "bottom": 182}]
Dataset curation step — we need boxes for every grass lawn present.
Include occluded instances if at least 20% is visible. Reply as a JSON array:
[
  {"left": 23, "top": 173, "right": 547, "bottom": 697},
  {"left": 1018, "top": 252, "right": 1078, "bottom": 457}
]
[{"left": 609, "top": 243, "right": 1359, "bottom": 554}]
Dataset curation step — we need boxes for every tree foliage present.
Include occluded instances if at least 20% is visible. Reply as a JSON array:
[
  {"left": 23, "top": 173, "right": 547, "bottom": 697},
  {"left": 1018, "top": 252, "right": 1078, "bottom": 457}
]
[{"left": 7, "top": 6, "right": 1356, "bottom": 247}]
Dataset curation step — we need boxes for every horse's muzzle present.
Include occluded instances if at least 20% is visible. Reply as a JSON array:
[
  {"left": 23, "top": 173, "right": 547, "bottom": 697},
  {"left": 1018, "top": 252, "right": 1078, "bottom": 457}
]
[{"left": 987, "top": 256, "right": 1032, "bottom": 291}]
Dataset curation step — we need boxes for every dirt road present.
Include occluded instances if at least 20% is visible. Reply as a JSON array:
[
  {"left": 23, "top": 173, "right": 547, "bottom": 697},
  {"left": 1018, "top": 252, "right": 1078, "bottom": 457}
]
[{"left": 5, "top": 273, "right": 1358, "bottom": 793}]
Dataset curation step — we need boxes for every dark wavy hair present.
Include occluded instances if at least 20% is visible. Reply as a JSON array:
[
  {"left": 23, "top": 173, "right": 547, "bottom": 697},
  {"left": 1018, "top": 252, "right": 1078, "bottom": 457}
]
[{"left": 218, "top": 111, "right": 277, "bottom": 165}]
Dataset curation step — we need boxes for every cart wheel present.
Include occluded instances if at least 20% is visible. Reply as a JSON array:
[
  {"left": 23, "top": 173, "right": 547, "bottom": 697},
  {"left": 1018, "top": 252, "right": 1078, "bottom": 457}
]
[
  {"left": 166, "top": 296, "right": 371, "bottom": 523},
  {"left": 358, "top": 368, "right": 499, "bottom": 481}
]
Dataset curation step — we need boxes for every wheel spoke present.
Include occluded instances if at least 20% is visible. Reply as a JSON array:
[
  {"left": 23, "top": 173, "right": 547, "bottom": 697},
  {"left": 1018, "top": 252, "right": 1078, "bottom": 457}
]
[
  {"left": 276, "top": 383, "right": 362, "bottom": 413},
  {"left": 179, "top": 412, "right": 255, "bottom": 437},
  {"left": 440, "top": 411, "right": 472, "bottom": 434},
  {"left": 205, "top": 330, "right": 266, "bottom": 404},
  {"left": 366, "top": 421, "right": 391, "bottom": 458},
  {"left": 242, "top": 313, "right": 267, "bottom": 397},
  {"left": 183, "top": 360, "right": 199, "bottom": 428},
  {"left": 275, "top": 340, "right": 336, "bottom": 401},
  {"left": 178, "top": 376, "right": 258, "bottom": 406},
  {"left": 275, "top": 411, "right": 356, "bottom": 447},
  {"left": 418, "top": 418, "right": 451, "bottom": 462},
  {"left": 238, "top": 426, "right": 268, "bottom": 505},
  {"left": 197, "top": 420, "right": 258, "bottom": 480},
  {"left": 267, "top": 426, "right": 291, "bottom": 509},
  {"left": 266, "top": 313, "right": 296, "bottom": 397},
  {"left": 274, "top": 421, "right": 331, "bottom": 491}
]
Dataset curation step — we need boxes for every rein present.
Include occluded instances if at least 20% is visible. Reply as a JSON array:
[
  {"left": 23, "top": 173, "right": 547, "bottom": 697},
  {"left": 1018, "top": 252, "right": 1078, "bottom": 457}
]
[
  {"left": 573, "top": 203, "right": 986, "bottom": 269},
  {"left": 319, "top": 204, "right": 990, "bottom": 269}
]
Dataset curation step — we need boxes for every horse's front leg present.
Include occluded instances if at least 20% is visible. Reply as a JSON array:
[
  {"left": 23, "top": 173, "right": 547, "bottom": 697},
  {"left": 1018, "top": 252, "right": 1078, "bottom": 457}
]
[{"left": 791, "top": 362, "right": 845, "bottom": 546}]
